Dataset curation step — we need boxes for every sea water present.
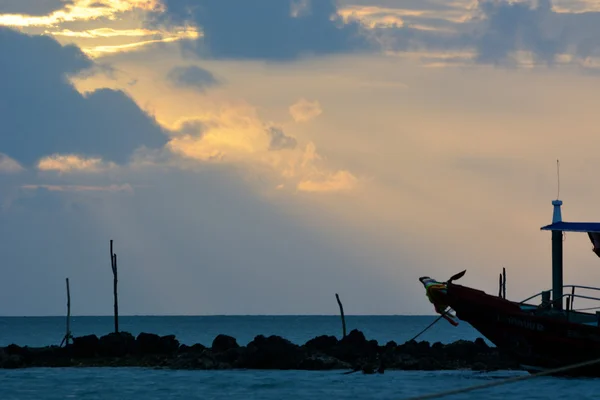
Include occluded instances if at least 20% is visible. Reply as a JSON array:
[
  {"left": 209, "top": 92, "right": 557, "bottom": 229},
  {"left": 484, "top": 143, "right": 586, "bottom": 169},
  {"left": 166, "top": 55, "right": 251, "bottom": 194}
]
[{"left": 0, "top": 316, "right": 598, "bottom": 399}]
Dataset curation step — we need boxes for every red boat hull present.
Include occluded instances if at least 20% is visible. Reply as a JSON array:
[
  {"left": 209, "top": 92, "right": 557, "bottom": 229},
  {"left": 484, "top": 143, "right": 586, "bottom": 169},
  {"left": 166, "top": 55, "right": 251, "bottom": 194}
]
[{"left": 445, "top": 284, "right": 600, "bottom": 376}]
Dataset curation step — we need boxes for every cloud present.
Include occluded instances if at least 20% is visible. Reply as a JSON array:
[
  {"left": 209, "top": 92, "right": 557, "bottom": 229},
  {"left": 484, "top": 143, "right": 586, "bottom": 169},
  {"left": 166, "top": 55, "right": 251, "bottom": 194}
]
[
  {"left": 0, "top": 154, "right": 24, "bottom": 174},
  {"left": 0, "top": 0, "right": 73, "bottom": 16},
  {"left": 0, "top": 27, "right": 167, "bottom": 166},
  {"left": 289, "top": 98, "right": 323, "bottom": 122},
  {"left": 21, "top": 183, "right": 133, "bottom": 193},
  {"left": 37, "top": 154, "right": 116, "bottom": 173},
  {"left": 267, "top": 126, "right": 298, "bottom": 151},
  {"left": 167, "top": 65, "right": 220, "bottom": 92},
  {"left": 157, "top": 0, "right": 373, "bottom": 60},
  {"left": 0, "top": 0, "right": 163, "bottom": 27},
  {"left": 297, "top": 169, "right": 358, "bottom": 193},
  {"left": 165, "top": 104, "right": 357, "bottom": 193},
  {"left": 473, "top": 0, "right": 562, "bottom": 65}
]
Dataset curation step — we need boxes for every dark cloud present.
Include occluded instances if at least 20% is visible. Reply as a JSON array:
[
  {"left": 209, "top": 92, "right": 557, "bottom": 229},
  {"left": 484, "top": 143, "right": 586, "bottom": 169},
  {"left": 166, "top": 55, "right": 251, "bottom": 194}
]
[
  {"left": 0, "top": 27, "right": 167, "bottom": 166},
  {"left": 0, "top": 0, "right": 72, "bottom": 16},
  {"left": 167, "top": 65, "right": 220, "bottom": 92},
  {"left": 156, "top": 0, "right": 373, "bottom": 60},
  {"left": 474, "top": 0, "right": 562, "bottom": 65},
  {"left": 267, "top": 127, "right": 297, "bottom": 151}
]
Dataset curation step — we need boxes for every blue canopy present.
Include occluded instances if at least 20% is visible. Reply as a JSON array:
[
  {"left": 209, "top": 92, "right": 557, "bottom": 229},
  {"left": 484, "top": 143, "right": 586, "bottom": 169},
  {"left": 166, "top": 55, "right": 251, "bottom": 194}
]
[{"left": 540, "top": 222, "right": 600, "bottom": 233}]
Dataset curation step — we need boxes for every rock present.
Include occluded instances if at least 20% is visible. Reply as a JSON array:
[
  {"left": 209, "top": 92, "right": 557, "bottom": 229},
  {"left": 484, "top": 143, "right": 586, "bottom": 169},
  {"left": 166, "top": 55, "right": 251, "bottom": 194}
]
[
  {"left": 241, "top": 335, "right": 304, "bottom": 369},
  {"left": 71, "top": 335, "right": 99, "bottom": 358},
  {"left": 304, "top": 335, "right": 338, "bottom": 352},
  {"left": 471, "top": 362, "right": 487, "bottom": 371},
  {"left": 212, "top": 334, "right": 239, "bottom": 353},
  {"left": 474, "top": 337, "right": 489, "bottom": 348},
  {"left": 385, "top": 340, "right": 397, "bottom": 349},
  {"left": 136, "top": 333, "right": 161, "bottom": 354},
  {"left": 0, "top": 331, "right": 525, "bottom": 373},
  {"left": 98, "top": 332, "right": 135, "bottom": 357},
  {"left": 179, "top": 343, "right": 206, "bottom": 354},
  {"left": 159, "top": 335, "right": 180, "bottom": 354},
  {"left": 136, "top": 333, "right": 180, "bottom": 355},
  {"left": 340, "top": 329, "right": 368, "bottom": 348},
  {"left": 335, "top": 329, "right": 378, "bottom": 362}
]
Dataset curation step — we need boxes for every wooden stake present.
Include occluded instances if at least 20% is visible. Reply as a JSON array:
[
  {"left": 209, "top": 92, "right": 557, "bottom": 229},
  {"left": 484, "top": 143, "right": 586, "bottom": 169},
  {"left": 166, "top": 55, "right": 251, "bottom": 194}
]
[
  {"left": 335, "top": 293, "right": 347, "bottom": 338},
  {"left": 60, "top": 277, "right": 72, "bottom": 347},
  {"left": 502, "top": 267, "right": 506, "bottom": 299},
  {"left": 110, "top": 240, "right": 119, "bottom": 334}
]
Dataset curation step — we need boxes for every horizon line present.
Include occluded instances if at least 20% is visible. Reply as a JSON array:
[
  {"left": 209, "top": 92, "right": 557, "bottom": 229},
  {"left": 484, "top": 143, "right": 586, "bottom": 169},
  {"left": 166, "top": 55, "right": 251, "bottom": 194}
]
[{"left": 0, "top": 314, "right": 438, "bottom": 318}]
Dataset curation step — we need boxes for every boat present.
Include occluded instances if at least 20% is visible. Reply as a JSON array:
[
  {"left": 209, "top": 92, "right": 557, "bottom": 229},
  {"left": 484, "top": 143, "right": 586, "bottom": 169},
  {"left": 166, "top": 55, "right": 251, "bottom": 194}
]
[{"left": 421, "top": 197, "right": 600, "bottom": 377}]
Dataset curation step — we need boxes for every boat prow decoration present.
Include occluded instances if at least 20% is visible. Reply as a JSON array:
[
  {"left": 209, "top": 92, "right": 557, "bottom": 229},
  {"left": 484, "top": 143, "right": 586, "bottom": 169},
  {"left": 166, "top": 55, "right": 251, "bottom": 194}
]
[{"left": 419, "top": 276, "right": 460, "bottom": 327}]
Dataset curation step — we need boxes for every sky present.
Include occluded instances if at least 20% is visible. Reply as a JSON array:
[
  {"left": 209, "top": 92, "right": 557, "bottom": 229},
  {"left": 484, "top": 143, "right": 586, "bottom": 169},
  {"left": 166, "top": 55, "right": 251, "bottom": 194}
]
[{"left": 3, "top": 0, "right": 600, "bottom": 316}]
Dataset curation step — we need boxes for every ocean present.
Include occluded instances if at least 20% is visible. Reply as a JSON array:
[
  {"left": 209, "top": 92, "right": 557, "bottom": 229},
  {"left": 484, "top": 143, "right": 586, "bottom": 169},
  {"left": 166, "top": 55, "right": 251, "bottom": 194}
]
[{"left": 1, "top": 316, "right": 598, "bottom": 399}]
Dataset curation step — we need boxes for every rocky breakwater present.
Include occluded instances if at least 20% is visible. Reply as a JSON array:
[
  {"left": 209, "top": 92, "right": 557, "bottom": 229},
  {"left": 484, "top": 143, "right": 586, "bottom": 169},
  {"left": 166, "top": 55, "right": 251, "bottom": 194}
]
[{"left": 0, "top": 329, "right": 521, "bottom": 373}]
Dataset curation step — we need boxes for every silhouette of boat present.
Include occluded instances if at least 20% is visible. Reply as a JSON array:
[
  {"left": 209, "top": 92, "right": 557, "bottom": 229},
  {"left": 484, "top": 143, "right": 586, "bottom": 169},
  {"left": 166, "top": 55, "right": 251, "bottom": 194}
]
[{"left": 425, "top": 197, "right": 600, "bottom": 376}]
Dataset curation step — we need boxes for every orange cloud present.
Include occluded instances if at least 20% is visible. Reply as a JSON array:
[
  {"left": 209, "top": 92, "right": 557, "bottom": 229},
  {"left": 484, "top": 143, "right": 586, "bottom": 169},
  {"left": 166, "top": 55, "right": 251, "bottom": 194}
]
[
  {"left": 289, "top": 98, "right": 323, "bottom": 123},
  {"left": 165, "top": 104, "right": 357, "bottom": 193},
  {"left": 37, "top": 154, "right": 116, "bottom": 173},
  {"left": 297, "top": 170, "right": 358, "bottom": 193},
  {"left": 0, "top": 0, "right": 163, "bottom": 27}
]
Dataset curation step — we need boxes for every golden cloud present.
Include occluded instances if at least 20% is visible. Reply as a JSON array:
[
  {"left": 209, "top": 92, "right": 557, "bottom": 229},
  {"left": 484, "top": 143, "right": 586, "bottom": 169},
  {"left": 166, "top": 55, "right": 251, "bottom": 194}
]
[
  {"left": 297, "top": 170, "right": 358, "bottom": 193},
  {"left": 0, "top": 0, "right": 163, "bottom": 27},
  {"left": 81, "top": 30, "right": 199, "bottom": 57},
  {"left": 337, "top": 4, "right": 472, "bottom": 29},
  {"left": 166, "top": 104, "right": 358, "bottom": 193},
  {"left": 37, "top": 154, "right": 116, "bottom": 173},
  {"left": 289, "top": 98, "right": 323, "bottom": 123}
]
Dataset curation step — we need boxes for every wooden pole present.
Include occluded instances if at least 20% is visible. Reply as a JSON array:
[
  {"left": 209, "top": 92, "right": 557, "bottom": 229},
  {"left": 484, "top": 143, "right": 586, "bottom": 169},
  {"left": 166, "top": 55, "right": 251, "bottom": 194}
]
[
  {"left": 498, "top": 273, "right": 502, "bottom": 298},
  {"left": 502, "top": 267, "right": 507, "bottom": 299},
  {"left": 110, "top": 240, "right": 119, "bottom": 334},
  {"left": 335, "top": 293, "right": 347, "bottom": 338},
  {"left": 60, "top": 277, "right": 72, "bottom": 347}
]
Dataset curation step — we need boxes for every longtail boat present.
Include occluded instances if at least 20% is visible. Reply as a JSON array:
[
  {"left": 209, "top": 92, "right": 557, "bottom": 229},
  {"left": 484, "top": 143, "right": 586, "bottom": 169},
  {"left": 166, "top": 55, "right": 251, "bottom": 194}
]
[{"left": 420, "top": 196, "right": 600, "bottom": 376}]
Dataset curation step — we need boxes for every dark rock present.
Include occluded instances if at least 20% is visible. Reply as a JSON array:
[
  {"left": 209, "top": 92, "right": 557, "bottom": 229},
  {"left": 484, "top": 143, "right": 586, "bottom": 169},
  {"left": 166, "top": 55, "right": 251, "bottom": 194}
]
[
  {"left": 159, "top": 335, "right": 180, "bottom": 354},
  {"left": 212, "top": 334, "right": 239, "bottom": 353},
  {"left": 0, "top": 331, "right": 524, "bottom": 373},
  {"left": 471, "top": 361, "right": 487, "bottom": 371},
  {"left": 5, "top": 344, "right": 32, "bottom": 359},
  {"left": 136, "top": 333, "right": 180, "bottom": 355},
  {"left": 304, "top": 335, "right": 338, "bottom": 352},
  {"left": 136, "top": 333, "right": 161, "bottom": 354},
  {"left": 474, "top": 337, "right": 489, "bottom": 348},
  {"left": 179, "top": 343, "right": 206, "bottom": 354},
  {"left": 432, "top": 342, "right": 444, "bottom": 351},
  {"left": 334, "top": 329, "right": 378, "bottom": 362},
  {"left": 240, "top": 335, "right": 304, "bottom": 369},
  {"left": 71, "top": 335, "right": 99, "bottom": 358},
  {"left": 340, "top": 329, "right": 367, "bottom": 348},
  {"left": 98, "top": 332, "right": 135, "bottom": 357}
]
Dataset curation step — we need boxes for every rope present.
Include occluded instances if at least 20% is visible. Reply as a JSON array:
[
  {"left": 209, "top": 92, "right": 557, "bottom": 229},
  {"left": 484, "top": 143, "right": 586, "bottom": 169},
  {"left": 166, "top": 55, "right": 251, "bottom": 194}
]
[
  {"left": 402, "top": 356, "right": 600, "bottom": 400},
  {"left": 408, "top": 314, "right": 445, "bottom": 342}
]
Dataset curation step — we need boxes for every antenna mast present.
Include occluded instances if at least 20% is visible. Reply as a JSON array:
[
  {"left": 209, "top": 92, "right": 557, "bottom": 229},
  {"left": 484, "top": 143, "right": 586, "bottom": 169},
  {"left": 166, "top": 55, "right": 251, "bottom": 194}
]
[{"left": 556, "top": 159, "right": 560, "bottom": 200}]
